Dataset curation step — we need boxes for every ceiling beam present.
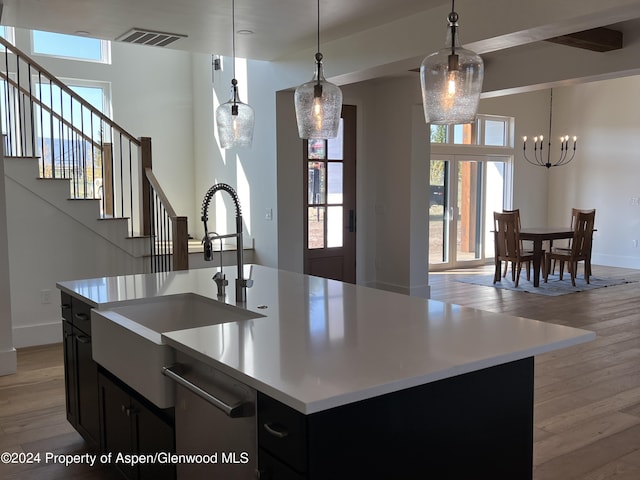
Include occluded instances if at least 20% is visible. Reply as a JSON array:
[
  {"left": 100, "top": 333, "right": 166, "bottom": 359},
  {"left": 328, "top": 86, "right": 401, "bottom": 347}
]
[{"left": 545, "top": 27, "right": 623, "bottom": 52}]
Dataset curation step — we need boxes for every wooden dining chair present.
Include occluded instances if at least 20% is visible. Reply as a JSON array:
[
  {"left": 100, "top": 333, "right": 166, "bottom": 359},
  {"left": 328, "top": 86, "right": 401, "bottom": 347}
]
[
  {"left": 550, "top": 208, "right": 596, "bottom": 277},
  {"left": 493, "top": 211, "right": 535, "bottom": 287},
  {"left": 544, "top": 209, "right": 596, "bottom": 286},
  {"left": 500, "top": 209, "right": 536, "bottom": 277}
]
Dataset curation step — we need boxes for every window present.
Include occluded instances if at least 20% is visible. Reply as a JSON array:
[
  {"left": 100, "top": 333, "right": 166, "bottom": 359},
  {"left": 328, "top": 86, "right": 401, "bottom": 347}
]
[
  {"left": 430, "top": 115, "right": 513, "bottom": 148},
  {"left": 0, "top": 26, "right": 15, "bottom": 47},
  {"left": 32, "top": 31, "right": 110, "bottom": 63}
]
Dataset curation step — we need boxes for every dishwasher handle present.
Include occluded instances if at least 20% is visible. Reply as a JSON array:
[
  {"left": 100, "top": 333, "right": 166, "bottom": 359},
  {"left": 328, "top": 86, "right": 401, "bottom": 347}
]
[{"left": 162, "top": 364, "right": 253, "bottom": 418}]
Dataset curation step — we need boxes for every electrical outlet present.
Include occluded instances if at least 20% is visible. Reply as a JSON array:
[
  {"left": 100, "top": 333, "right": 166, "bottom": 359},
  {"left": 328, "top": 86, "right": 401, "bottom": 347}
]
[{"left": 40, "top": 289, "right": 52, "bottom": 304}]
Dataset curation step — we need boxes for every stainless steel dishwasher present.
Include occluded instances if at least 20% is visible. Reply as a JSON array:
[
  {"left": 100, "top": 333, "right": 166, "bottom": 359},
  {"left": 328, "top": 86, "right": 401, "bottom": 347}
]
[{"left": 163, "top": 351, "right": 257, "bottom": 479}]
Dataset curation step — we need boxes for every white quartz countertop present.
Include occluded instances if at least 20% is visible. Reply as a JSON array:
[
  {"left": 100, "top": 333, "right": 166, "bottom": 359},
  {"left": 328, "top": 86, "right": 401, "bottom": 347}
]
[{"left": 58, "top": 265, "right": 595, "bottom": 414}]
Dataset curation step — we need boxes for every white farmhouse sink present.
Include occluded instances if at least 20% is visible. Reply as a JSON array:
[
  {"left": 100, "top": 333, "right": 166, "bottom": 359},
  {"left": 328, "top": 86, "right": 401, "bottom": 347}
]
[{"left": 91, "top": 293, "right": 262, "bottom": 408}]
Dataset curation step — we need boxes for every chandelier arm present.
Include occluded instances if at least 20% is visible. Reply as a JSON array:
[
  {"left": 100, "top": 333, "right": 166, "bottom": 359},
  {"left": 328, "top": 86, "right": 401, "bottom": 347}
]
[{"left": 523, "top": 151, "right": 543, "bottom": 167}]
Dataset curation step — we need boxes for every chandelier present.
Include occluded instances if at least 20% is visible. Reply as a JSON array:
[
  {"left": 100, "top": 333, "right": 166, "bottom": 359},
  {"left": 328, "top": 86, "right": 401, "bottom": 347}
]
[{"left": 523, "top": 89, "right": 577, "bottom": 168}]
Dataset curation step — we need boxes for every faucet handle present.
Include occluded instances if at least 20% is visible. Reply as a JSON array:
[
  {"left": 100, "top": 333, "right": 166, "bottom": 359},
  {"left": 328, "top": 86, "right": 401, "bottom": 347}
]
[
  {"left": 213, "top": 271, "right": 228, "bottom": 297},
  {"left": 202, "top": 236, "right": 213, "bottom": 261}
]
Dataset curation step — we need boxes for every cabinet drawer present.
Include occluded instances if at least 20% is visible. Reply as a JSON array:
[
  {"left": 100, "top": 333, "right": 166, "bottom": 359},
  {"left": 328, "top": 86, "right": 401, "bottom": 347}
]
[
  {"left": 71, "top": 296, "right": 92, "bottom": 335},
  {"left": 258, "top": 393, "right": 307, "bottom": 473},
  {"left": 61, "top": 292, "right": 72, "bottom": 323}
]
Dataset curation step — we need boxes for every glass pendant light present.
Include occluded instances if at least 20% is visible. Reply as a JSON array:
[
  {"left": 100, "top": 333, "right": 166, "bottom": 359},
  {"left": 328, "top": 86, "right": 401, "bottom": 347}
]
[
  {"left": 294, "top": 0, "right": 342, "bottom": 139},
  {"left": 420, "top": 0, "right": 484, "bottom": 125},
  {"left": 216, "top": 0, "right": 254, "bottom": 148}
]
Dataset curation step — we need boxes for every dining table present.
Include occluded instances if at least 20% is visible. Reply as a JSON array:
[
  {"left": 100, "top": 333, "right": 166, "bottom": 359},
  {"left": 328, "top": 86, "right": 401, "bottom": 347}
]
[{"left": 519, "top": 227, "right": 575, "bottom": 287}]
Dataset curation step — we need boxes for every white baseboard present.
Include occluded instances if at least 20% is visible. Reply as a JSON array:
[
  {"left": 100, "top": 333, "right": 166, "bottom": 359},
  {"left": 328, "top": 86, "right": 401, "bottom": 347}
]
[
  {"left": 591, "top": 254, "right": 640, "bottom": 270},
  {"left": 0, "top": 347, "right": 17, "bottom": 376},
  {"left": 362, "top": 281, "right": 431, "bottom": 298},
  {"left": 13, "top": 321, "right": 62, "bottom": 348}
]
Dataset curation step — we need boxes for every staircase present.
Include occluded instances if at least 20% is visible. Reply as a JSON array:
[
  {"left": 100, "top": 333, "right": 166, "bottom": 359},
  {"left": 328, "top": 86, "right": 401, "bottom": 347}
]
[
  {"left": 4, "top": 156, "right": 149, "bottom": 259},
  {"left": 0, "top": 35, "right": 188, "bottom": 272}
]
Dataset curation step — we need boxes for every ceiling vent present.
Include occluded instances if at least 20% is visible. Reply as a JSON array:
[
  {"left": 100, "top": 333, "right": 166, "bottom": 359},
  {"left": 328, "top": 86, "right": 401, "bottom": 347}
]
[{"left": 116, "top": 28, "right": 187, "bottom": 47}]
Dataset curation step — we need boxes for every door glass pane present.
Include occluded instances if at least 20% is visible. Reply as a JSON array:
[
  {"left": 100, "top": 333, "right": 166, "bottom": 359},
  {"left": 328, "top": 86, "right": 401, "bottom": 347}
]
[
  {"left": 308, "top": 140, "right": 325, "bottom": 159},
  {"left": 453, "top": 124, "right": 473, "bottom": 144},
  {"left": 484, "top": 161, "right": 506, "bottom": 258},
  {"left": 327, "top": 162, "right": 343, "bottom": 204},
  {"left": 308, "top": 162, "right": 326, "bottom": 204},
  {"left": 430, "top": 125, "right": 447, "bottom": 143},
  {"left": 327, "top": 206, "right": 343, "bottom": 248},
  {"left": 327, "top": 119, "right": 344, "bottom": 160},
  {"left": 308, "top": 207, "right": 325, "bottom": 249},
  {"left": 456, "top": 160, "right": 483, "bottom": 262},
  {"left": 429, "top": 159, "right": 449, "bottom": 265}
]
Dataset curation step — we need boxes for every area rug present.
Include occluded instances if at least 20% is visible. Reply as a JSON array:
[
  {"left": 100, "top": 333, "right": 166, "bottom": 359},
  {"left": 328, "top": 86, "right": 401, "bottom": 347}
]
[{"left": 455, "top": 273, "right": 634, "bottom": 296}]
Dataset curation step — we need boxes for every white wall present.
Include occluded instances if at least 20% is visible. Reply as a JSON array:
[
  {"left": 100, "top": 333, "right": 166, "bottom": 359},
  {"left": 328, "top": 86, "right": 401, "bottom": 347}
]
[
  {"left": 548, "top": 77, "right": 640, "bottom": 268},
  {"left": 0, "top": 143, "right": 16, "bottom": 375},
  {"left": 6, "top": 166, "right": 144, "bottom": 347},
  {"left": 478, "top": 89, "right": 551, "bottom": 226},
  {"left": 193, "top": 54, "right": 280, "bottom": 268}
]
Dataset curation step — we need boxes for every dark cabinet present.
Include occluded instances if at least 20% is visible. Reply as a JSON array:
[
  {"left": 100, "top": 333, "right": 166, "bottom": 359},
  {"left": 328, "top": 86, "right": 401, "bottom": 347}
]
[
  {"left": 98, "top": 371, "right": 175, "bottom": 480},
  {"left": 257, "top": 358, "right": 535, "bottom": 480},
  {"left": 61, "top": 292, "right": 100, "bottom": 450}
]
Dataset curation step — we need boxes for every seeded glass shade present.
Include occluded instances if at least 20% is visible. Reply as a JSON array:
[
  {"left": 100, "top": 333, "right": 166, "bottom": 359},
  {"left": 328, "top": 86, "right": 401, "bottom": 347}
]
[
  {"left": 420, "top": 18, "right": 484, "bottom": 125},
  {"left": 294, "top": 54, "right": 342, "bottom": 139},
  {"left": 216, "top": 81, "right": 255, "bottom": 148}
]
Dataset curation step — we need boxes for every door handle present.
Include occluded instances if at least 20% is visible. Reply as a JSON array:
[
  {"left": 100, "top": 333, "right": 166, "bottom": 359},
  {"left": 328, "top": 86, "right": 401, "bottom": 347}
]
[
  {"left": 162, "top": 364, "right": 253, "bottom": 418},
  {"left": 348, "top": 209, "right": 355, "bottom": 233}
]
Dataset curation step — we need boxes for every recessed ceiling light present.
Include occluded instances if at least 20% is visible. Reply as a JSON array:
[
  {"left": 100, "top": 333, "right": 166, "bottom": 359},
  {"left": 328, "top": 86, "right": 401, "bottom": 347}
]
[
  {"left": 74, "top": 31, "right": 90, "bottom": 36},
  {"left": 237, "top": 29, "right": 254, "bottom": 35}
]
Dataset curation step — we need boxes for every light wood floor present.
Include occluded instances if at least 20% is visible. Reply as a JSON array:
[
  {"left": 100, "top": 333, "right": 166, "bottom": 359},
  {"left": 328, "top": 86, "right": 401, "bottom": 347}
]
[{"left": 1, "top": 264, "right": 640, "bottom": 479}]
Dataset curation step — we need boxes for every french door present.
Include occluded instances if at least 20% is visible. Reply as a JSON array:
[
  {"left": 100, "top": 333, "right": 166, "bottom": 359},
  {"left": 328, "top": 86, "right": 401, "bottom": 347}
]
[
  {"left": 303, "top": 105, "right": 356, "bottom": 283},
  {"left": 429, "top": 154, "right": 510, "bottom": 270}
]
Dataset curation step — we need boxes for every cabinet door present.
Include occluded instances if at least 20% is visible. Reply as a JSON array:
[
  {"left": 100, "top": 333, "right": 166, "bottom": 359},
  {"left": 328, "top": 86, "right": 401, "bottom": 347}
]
[
  {"left": 259, "top": 449, "right": 305, "bottom": 480},
  {"left": 75, "top": 330, "right": 100, "bottom": 448},
  {"left": 99, "top": 373, "right": 136, "bottom": 480},
  {"left": 62, "top": 320, "right": 77, "bottom": 426},
  {"left": 133, "top": 398, "right": 175, "bottom": 480}
]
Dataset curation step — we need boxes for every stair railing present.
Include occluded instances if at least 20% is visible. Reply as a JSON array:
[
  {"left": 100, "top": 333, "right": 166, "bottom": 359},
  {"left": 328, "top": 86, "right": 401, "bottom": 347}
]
[
  {"left": 145, "top": 167, "right": 189, "bottom": 271},
  {"left": 0, "top": 35, "right": 188, "bottom": 271}
]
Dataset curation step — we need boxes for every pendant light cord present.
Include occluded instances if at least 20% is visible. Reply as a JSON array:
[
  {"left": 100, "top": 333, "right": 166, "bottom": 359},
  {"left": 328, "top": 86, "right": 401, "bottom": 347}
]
[
  {"left": 317, "top": 0, "right": 320, "bottom": 54},
  {"left": 232, "top": 0, "right": 236, "bottom": 80},
  {"left": 547, "top": 89, "right": 553, "bottom": 164},
  {"left": 449, "top": 0, "right": 457, "bottom": 56}
]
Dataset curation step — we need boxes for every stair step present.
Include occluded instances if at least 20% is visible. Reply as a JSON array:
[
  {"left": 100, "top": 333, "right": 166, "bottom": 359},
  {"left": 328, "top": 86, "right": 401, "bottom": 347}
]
[{"left": 4, "top": 155, "right": 149, "bottom": 258}]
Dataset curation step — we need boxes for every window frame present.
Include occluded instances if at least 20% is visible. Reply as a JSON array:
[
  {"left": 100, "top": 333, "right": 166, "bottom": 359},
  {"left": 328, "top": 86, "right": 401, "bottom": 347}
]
[
  {"left": 30, "top": 30, "right": 111, "bottom": 64},
  {"left": 430, "top": 114, "right": 514, "bottom": 148}
]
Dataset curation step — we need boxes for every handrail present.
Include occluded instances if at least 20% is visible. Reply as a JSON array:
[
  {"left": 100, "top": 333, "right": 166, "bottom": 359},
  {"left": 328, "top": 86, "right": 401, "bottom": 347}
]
[
  {"left": 0, "top": 70, "right": 103, "bottom": 151},
  {"left": 145, "top": 168, "right": 177, "bottom": 218}
]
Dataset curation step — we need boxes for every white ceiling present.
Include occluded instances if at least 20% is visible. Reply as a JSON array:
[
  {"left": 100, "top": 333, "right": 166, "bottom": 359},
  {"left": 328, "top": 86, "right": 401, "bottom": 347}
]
[
  {"left": 3, "top": 0, "right": 640, "bottom": 92},
  {"left": 1, "top": 0, "right": 447, "bottom": 60}
]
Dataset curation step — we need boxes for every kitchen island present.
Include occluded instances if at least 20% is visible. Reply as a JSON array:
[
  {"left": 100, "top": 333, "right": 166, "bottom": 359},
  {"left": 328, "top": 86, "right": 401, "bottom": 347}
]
[{"left": 58, "top": 265, "right": 595, "bottom": 479}]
